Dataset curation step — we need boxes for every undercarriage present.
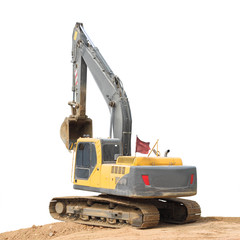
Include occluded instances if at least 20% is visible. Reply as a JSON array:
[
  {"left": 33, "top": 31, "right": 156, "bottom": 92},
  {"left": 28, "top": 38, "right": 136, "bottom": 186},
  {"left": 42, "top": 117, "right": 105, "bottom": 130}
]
[{"left": 49, "top": 194, "right": 201, "bottom": 228}]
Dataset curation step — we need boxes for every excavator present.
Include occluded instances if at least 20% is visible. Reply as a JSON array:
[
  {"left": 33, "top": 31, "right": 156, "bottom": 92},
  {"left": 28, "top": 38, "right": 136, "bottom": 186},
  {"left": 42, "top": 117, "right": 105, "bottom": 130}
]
[{"left": 49, "top": 23, "right": 201, "bottom": 228}]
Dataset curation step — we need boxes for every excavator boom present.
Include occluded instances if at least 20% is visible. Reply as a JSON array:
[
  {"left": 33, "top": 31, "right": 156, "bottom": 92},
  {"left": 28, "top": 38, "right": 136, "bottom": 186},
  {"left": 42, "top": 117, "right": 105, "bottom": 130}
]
[{"left": 60, "top": 23, "right": 132, "bottom": 155}]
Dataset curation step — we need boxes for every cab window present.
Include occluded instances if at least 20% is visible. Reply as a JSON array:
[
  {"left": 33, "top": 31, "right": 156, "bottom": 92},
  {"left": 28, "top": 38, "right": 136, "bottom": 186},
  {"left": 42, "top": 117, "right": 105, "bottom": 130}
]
[
  {"left": 75, "top": 142, "right": 97, "bottom": 180},
  {"left": 102, "top": 144, "right": 120, "bottom": 163}
]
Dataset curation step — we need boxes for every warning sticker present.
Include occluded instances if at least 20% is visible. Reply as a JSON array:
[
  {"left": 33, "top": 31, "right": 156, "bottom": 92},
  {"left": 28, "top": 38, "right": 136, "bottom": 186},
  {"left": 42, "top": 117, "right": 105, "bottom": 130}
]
[{"left": 75, "top": 69, "right": 78, "bottom": 86}]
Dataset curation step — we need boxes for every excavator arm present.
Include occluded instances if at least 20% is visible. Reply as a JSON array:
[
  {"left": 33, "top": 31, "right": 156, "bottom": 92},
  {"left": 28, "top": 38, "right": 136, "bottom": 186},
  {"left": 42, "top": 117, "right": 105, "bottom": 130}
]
[{"left": 60, "top": 23, "right": 132, "bottom": 156}]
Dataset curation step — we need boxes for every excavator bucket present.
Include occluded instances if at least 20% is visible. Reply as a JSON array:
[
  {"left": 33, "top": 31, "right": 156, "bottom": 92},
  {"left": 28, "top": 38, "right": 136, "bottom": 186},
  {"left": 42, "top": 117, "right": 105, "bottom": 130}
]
[{"left": 60, "top": 116, "right": 92, "bottom": 150}]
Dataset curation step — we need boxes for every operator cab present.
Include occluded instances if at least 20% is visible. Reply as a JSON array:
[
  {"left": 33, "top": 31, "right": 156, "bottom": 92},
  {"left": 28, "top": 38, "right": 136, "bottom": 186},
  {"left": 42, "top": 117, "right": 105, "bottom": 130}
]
[{"left": 74, "top": 138, "right": 122, "bottom": 181}]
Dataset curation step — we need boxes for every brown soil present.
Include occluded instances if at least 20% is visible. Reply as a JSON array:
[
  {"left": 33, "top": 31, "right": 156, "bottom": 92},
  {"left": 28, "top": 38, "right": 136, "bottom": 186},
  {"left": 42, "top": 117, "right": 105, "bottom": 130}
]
[{"left": 1, "top": 217, "right": 240, "bottom": 240}]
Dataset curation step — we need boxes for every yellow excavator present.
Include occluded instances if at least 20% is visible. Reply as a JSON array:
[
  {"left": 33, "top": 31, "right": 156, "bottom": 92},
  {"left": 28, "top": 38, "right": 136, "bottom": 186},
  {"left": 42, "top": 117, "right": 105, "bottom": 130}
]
[{"left": 49, "top": 23, "right": 201, "bottom": 228}]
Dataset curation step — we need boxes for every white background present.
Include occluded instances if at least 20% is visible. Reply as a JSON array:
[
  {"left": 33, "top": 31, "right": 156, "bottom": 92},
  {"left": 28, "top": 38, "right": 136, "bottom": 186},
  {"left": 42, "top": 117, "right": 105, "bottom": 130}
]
[{"left": 0, "top": 0, "right": 240, "bottom": 233}]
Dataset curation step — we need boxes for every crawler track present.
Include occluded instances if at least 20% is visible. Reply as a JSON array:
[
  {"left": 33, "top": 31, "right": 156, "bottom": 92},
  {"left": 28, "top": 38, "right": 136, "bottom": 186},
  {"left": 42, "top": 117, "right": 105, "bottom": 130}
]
[
  {"left": 154, "top": 198, "right": 201, "bottom": 224},
  {"left": 49, "top": 195, "right": 200, "bottom": 228}
]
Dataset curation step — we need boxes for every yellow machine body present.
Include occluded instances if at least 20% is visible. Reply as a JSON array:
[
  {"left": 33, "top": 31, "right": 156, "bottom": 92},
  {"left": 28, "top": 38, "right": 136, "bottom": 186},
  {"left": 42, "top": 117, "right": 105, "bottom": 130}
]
[{"left": 72, "top": 138, "right": 196, "bottom": 198}]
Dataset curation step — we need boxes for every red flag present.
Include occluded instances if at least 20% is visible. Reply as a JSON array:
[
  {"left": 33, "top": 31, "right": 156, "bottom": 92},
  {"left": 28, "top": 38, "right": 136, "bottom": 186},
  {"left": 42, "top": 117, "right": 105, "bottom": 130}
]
[{"left": 135, "top": 136, "right": 150, "bottom": 154}]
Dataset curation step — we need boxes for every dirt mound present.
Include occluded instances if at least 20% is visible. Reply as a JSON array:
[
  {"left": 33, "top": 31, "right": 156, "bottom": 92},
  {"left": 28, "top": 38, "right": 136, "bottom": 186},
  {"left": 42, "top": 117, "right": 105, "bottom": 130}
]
[
  {"left": 0, "top": 222, "right": 104, "bottom": 240},
  {"left": 1, "top": 217, "right": 240, "bottom": 240}
]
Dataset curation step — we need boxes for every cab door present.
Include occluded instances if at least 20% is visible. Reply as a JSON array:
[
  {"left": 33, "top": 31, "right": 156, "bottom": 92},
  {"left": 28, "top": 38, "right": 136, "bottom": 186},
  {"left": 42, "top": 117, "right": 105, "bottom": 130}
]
[{"left": 74, "top": 142, "right": 97, "bottom": 180}]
